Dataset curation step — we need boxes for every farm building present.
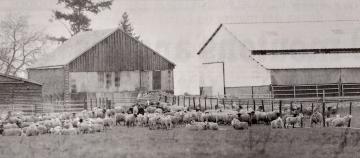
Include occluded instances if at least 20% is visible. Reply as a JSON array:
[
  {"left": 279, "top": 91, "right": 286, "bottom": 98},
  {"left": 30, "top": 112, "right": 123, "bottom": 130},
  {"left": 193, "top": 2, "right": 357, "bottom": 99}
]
[
  {"left": 28, "top": 28, "right": 175, "bottom": 102},
  {"left": 0, "top": 73, "right": 42, "bottom": 106},
  {"left": 198, "top": 21, "right": 360, "bottom": 98}
]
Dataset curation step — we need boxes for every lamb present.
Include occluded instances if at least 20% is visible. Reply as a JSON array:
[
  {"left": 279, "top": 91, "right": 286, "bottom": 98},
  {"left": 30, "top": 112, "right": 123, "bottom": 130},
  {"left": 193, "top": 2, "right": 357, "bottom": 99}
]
[
  {"left": 231, "top": 118, "right": 248, "bottom": 130},
  {"left": 332, "top": 115, "right": 352, "bottom": 127},
  {"left": 285, "top": 113, "right": 304, "bottom": 128},
  {"left": 271, "top": 117, "right": 284, "bottom": 129},
  {"left": 310, "top": 111, "right": 323, "bottom": 127}
]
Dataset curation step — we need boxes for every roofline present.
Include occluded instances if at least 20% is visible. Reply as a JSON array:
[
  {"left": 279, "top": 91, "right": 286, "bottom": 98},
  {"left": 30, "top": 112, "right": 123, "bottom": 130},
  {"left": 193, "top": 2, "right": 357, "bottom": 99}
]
[
  {"left": 196, "top": 24, "right": 223, "bottom": 55},
  {"left": 268, "top": 67, "right": 360, "bottom": 70},
  {"left": 251, "top": 48, "right": 360, "bottom": 52},
  {"left": 0, "top": 73, "right": 42, "bottom": 85},
  {"left": 27, "top": 65, "right": 64, "bottom": 70},
  {"left": 117, "top": 28, "right": 176, "bottom": 66},
  {"left": 66, "top": 28, "right": 176, "bottom": 67}
]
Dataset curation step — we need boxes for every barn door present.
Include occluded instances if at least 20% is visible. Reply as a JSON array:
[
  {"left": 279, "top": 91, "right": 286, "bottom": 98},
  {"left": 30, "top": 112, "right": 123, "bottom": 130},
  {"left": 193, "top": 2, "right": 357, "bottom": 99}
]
[{"left": 153, "top": 71, "right": 161, "bottom": 90}]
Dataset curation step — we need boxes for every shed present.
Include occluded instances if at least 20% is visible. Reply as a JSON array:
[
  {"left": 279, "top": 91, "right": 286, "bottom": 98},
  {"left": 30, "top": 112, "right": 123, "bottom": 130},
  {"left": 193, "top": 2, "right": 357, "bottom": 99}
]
[{"left": 0, "top": 73, "right": 42, "bottom": 106}]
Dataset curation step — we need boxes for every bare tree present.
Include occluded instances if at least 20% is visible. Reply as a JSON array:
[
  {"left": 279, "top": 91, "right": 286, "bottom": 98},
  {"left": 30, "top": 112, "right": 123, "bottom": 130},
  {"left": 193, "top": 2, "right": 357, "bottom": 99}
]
[{"left": 0, "top": 14, "right": 45, "bottom": 76}]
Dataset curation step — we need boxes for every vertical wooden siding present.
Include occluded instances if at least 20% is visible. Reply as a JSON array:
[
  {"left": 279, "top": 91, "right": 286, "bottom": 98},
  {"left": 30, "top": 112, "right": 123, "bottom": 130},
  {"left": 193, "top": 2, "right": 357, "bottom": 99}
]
[{"left": 68, "top": 30, "right": 174, "bottom": 72}]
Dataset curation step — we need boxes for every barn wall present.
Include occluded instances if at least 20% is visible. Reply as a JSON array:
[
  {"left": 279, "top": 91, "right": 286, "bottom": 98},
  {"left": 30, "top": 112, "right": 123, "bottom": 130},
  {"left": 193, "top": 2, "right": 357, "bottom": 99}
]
[
  {"left": 68, "top": 29, "right": 175, "bottom": 72},
  {"left": 340, "top": 69, "right": 360, "bottom": 83},
  {"left": 69, "top": 70, "right": 174, "bottom": 93},
  {"left": 0, "top": 82, "right": 42, "bottom": 105},
  {"left": 225, "top": 86, "right": 270, "bottom": 98},
  {"left": 28, "top": 68, "right": 65, "bottom": 99},
  {"left": 270, "top": 69, "right": 341, "bottom": 85},
  {"left": 199, "top": 26, "right": 271, "bottom": 96}
]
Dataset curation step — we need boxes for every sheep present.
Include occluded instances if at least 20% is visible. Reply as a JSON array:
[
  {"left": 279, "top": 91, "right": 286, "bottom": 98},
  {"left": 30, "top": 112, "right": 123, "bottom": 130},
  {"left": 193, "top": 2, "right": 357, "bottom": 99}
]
[
  {"left": 3, "top": 123, "right": 19, "bottom": 129},
  {"left": 37, "top": 124, "right": 48, "bottom": 134},
  {"left": 160, "top": 115, "right": 172, "bottom": 130},
  {"left": 103, "top": 116, "right": 114, "bottom": 129},
  {"left": 206, "top": 122, "right": 219, "bottom": 130},
  {"left": 148, "top": 114, "right": 160, "bottom": 130},
  {"left": 332, "top": 115, "right": 352, "bottom": 127},
  {"left": 145, "top": 106, "right": 157, "bottom": 113},
  {"left": 155, "top": 108, "right": 163, "bottom": 114},
  {"left": 61, "top": 126, "right": 79, "bottom": 135},
  {"left": 2, "top": 128, "right": 22, "bottom": 136},
  {"left": 285, "top": 113, "right": 304, "bottom": 128},
  {"left": 133, "top": 106, "right": 139, "bottom": 115},
  {"left": 231, "top": 118, "right": 248, "bottom": 130},
  {"left": 125, "top": 114, "right": 137, "bottom": 127},
  {"left": 185, "top": 121, "right": 207, "bottom": 131},
  {"left": 325, "top": 114, "right": 340, "bottom": 127},
  {"left": 26, "top": 124, "right": 39, "bottom": 136},
  {"left": 310, "top": 111, "right": 323, "bottom": 127},
  {"left": 114, "top": 106, "right": 126, "bottom": 114},
  {"left": 271, "top": 117, "right": 284, "bottom": 129},
  {"left": 106, "top": 109, "right": 116, "bottom": 117},
  {"left": 50, "top": 126, "right": 62, "bottom": 135},
  {"left": 115, "top": 113, "right": 126, "bottom": 126},
  {"left": 78, "top": 121, "right": 91, "bottom": 134}
]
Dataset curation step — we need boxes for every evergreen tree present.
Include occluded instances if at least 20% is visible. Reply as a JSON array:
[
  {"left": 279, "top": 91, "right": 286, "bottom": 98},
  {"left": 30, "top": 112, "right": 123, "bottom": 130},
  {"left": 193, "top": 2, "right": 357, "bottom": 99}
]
[
  {"left": 53, "top": 0, "right": 113, "bottom": 36},
  {"left": 119, "top": 12, "right": 140, "bottom": 40}
]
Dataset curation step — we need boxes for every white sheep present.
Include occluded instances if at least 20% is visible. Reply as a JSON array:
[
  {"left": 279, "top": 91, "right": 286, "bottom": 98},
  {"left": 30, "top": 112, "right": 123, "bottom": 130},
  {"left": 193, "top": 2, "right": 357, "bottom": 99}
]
[
  {"left": 115, "top": 113, "right": 126, "bottom": 126},
  {"left": 325, "top": 114, "right": 340, "bottom": 127},
  {"left": 148, "top": 114, "right": 160, "bottom": 130},
  {"left": 160, "top": 115, "right": 172, "bottom": 130},
  {"left": 2, "top": 128, "right": 22, "bottom": 136},
  {"left": 206, "top": 122, "right": 219, "bottom": 130},
  {"left": 125, "top": 114, "right": 136, "bottom": 127},
  {"left": 231, "top": 118, "right": 248, "bottom": 130},
  {"left": 185, "top": 121, "right": 207, "bottom": 131},
  {"left": 271, "top": 117, "right": 284, "bottom": 129},
  {"left": 332, "top": 115, "right": 352, "bottom": 127},
  {"left": 26, "top": 124, "right": 39, "bottom": 136},
  {"left": 285, "top": 113, "right": 304, "bottom": 128}
]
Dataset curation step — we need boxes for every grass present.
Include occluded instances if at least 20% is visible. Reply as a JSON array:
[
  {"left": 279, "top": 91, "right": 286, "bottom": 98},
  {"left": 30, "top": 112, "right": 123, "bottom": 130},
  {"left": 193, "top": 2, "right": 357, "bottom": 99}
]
[{"left": 0, "top": 126, "right": 360, "bottom": 158}]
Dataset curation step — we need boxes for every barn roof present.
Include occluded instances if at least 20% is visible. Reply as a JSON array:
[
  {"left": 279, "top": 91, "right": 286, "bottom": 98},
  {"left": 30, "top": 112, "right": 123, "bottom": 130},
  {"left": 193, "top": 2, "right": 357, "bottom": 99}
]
[
  {"left": 29, "top": 28, "right": 175, "bottom": 69},
  {"left": 29, "top": 29, "right": 117, "bottom": 69},
  {"left": 0, "top": 73, "right": 42, "bottom": 85},
  {"left": 197, "top": 21, "right": 360, "bottom": 54},
  {"left": 251, "top": 53, "right": 360, "bottom": 69},
  {"left": 224, "top": 21, "right": 360, "bottom": 51}
]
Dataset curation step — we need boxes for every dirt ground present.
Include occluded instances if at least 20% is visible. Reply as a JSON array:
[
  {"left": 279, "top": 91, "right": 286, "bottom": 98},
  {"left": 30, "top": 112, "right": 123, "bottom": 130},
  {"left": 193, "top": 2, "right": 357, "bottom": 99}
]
[{"left": 0, "top": 126, "right": 359, "bottom": 158}]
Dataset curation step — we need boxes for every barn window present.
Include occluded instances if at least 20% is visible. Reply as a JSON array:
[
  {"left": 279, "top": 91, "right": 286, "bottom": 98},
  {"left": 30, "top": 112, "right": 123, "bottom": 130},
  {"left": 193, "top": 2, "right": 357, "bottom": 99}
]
[
  {"left": 115, "top": 72, "right": 120, "bottom": 87},
  {"left": 98, "top": 72, "right": 104, "bottom": 88},
  {"left": 106, "top": 72, "right": 112, "bottom": 88}
]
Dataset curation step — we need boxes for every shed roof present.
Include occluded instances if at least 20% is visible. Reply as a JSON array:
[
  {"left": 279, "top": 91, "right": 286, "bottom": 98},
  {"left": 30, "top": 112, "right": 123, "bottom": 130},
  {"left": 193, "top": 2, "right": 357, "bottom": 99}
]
[
  {"left": 223, "top": 21, "right": 360, "bottom": 51},
  {"left": 251, "top": 53, "right": 360, "bottom": 69},
  {"left": 29, "top": 29, "right": 117, "bottom": 69},
  {"left": 0, "top": 73, "right": 42, "bottom": 85}
]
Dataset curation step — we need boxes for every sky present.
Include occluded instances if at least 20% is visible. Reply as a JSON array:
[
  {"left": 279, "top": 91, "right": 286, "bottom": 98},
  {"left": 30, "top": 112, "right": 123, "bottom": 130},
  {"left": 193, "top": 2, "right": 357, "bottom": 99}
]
[{"left": 1, "top": 0, "right": 360, "bottom": 95}]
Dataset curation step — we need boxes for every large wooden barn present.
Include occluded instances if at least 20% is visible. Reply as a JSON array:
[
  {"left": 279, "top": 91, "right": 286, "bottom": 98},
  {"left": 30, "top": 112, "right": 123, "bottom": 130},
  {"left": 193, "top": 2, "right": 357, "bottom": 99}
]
[
  {"left": 28, "top": 28, "right": 175, "bottom": 102},
  {"left": 198, "top": 21, "right": 360, "bottom": 98},
  {"left": 0, "top": 73, "right": 42, "bottom": 105}
]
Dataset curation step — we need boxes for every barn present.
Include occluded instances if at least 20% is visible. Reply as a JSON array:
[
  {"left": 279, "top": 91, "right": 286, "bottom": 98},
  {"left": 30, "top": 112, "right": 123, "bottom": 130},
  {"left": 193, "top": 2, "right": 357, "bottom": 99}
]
[
  {"left": 198, "top": 21, "right": 360, "bottom": 98},
  {"left": 28, "top": 28, "right": 175, "bottom": 102},
  {"left": 0, "top": 73, "right": 42, "bottom": 106}
]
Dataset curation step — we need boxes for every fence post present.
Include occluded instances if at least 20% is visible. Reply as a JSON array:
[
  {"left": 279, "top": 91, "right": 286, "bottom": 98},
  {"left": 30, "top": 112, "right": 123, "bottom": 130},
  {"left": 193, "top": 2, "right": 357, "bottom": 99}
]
[
  {"left": 279, "top": 100, "right": 282, "bottom": 116},
  {"left": 204, "top": 97, "right": 207, "bottom": 110},
  {"left": 322, "top": 102, "right": 326, "bottom": 127},
  {"left": 165, "top": 96, "right": 168, "bottom": 103},
  {"left": 216, "top": 98, "right": 219, "bottom": 108},
  {"left": 261, "top": 100, "right": 265, "bottom": 112},
  {"left": 271, "top": 100, "right": 274, "bottom": 111},
  {"left": 300, "top": 103, "right": 303, "bottom": 128},
  {"left": 193, "top": 97, "right": 196, "bottom": 110},
  {"left": 84, "top": 98, "right": 87, "bottom": 110},
  {"left": 247, "top": 100, "right": 249, "bottom": 111},
  {"left": 183, "top": 96, "right": 185, "bottom": 107},
  {"left": 198, "top": 97, "right": 201, "bottom": 109},
  {"left": 223, "top": 98, "right": 225, "bottom": 109},
  {"left": 348, "top": 102, "right": 352, "bottom": 127},
  {"left": 253, "top": 99, "right": 256, "bottom": 111},
  {"left": 177, "top": 96, "right": 180, "bottom": 106},
  {"left": 311, "top": 103, "right": 314, "bottom": 113},
  {"left": 231, "top": 99, "right": 233, "bottom": 109}
]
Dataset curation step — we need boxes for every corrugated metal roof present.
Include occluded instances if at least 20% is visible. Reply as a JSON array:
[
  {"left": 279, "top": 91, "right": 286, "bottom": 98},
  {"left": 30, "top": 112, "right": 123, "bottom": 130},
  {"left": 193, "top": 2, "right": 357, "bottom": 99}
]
[
  {"left": 224, "top": 21, "right": 360, "bottom": 50},
  {"left": 251, "top": 53, "right": 360, "bottom": 69},
  {"left": 29, "top": 28, "right": 117, "bottom": 69}
]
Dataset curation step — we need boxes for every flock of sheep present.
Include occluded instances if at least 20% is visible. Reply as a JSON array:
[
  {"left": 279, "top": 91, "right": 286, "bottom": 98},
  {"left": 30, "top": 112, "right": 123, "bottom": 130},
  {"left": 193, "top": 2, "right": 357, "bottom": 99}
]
[{"left": 0, "top": 101, "right": 353, "bottom": 136}]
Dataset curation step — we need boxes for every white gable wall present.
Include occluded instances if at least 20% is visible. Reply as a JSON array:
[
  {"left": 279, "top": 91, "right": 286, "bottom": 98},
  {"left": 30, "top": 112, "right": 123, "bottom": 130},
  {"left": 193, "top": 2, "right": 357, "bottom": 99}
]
[{"left": 199, "top": 26, "right": 271, "bottom": 96}]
